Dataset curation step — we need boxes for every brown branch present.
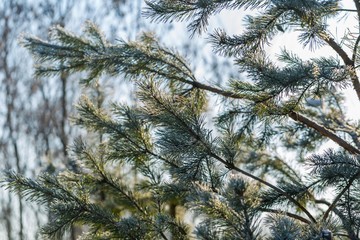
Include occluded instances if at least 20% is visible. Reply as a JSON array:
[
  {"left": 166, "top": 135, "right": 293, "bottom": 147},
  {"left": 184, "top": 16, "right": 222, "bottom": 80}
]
[
  {"left": 333, "top": 9, "right": 357, "bottom": 13},
  {"left": 259, "top": 208, "right": 312, "bottom": 224},
  {"left": 321, "top": 33, "right": 360, "bottom": 102},
  {"left": 181, "top": 80, "right": 360, "bottom": 155},
  {"left": 323, "top": 36, "right": 353, "bottom": 65},
  {"left": 322, "top": 171, "right": 360, "bottom": 222},
  {"left": 288, "top": 112, "right": 360, "bottom": 155},
  {"left": 310, "top": 199, "right": 359, "bottom": 239},
  {"left": 60, "top": 71, "right": 69, "bottom": 158},
  {"left": 352, "top": 35, "right": 360, "bottom": 63},
  {"left": 350, "top": 70, "right": 360, "bottom": 102},
  {"left": 334, "top": 125, "right": 360, "bottom": 149}
]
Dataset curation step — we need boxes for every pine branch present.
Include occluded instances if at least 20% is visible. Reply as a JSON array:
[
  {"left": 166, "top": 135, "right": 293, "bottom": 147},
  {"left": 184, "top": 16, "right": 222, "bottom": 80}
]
[
  {"left": 288, "top": 112, "right": 360, "bottom": 155},
  {"left": 191, "top": 180, "right": 259, "bottom": 239},
  {"left": 321, "top": 32, "right": 360, "bottom": 102},
  {"left": 308, "top": 150, "right": 360, "bottom": 232},
  {"left": 222, "top": 164, "right": 317, "bottom": 223},
  {"left": 322, "top": 171, "right": 360, "bottom": 222},
  {"left": 315, "top": 198, "right": 360, "bottom": 239},
  {"left": 24, "top": 24, "right": 358, "bottom": 156},
  {"left": 259, "top": 208, "right": 311, "bottom": 225},
  {"left": 76, "top": 97, "right": 180, "bottom": 169},
  {"left": 144, "top": 0, "right": 268, "bottom": 37},
  {"left": 266, "top": 215, "right": 305, "bottom": 240},
  {"left": 139, "top": 60, "right": 358, "bottom": 155},
  {"left": 333, "top": 9, "right": 357, "bottom": 12},
  {"left": 142, "top": 83, "right": 317, "bottom": 223},
  {"left": 352, "top": 34, "right": 360, "bottom": 63},
  {"left": 101, "top": 175, "right": 147, "bottom": 215},
  {"left": 332, "top": 124, "right": 360, "bottom": 149},
  {"left": 181, "top": 82, "right": 360, "bottom": 155}
]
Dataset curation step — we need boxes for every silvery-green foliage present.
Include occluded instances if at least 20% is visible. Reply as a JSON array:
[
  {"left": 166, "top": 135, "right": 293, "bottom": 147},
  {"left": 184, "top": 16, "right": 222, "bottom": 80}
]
[{"left": 2, "top": 0, "right": 360, "bottom": 239}]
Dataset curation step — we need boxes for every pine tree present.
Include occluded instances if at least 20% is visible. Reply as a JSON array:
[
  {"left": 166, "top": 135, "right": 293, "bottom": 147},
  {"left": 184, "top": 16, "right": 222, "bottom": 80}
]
[{"left": 2, "top": 0, "right": 360, "bottom": 239}]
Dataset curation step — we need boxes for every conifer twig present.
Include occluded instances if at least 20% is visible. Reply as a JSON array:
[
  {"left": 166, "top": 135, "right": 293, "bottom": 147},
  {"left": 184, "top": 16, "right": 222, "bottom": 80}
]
[
  {"left": 259, "top": 208, "right": 311, "bottom": 224},
  {"left": 149, "top": 90, "right": 317, "bottom": 223},
  {"left": 321, "top": 33, "right": 360, "bottom": 102},
  {"left": 178, "top": 80, "right": 360, "bottom": 155},
  {"left": 224, "top": 162, "right": 317, "bottom": 224},
  {"left": 288, "top": 112, "right": 360, "bottom": 155},
  {"left": 322, "top": 170, "right": 360, "bottom": 222}
]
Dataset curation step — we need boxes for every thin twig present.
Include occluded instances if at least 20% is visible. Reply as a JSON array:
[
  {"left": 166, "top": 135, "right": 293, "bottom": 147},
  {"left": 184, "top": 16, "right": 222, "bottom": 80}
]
[
  {"left": 180, "top": 80, "right": 360, "bottom": 155},
  {"left": 259, "top": 208, "right": 312, "bottom": 224},
  {"left": 225, "top": 161, "right": 317, "bottom": 224},
  {"left": 288, "top": 112, "right": 360, "bottom": 155},
  {"left": 321, "top": 32, "right": 360, "bottom": 102},
  {"left": 322, "top": 172, "right": 360, "bottom": 222},
  {"left": 149, "top": 88, "right": 318, "bottom": 224}
]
